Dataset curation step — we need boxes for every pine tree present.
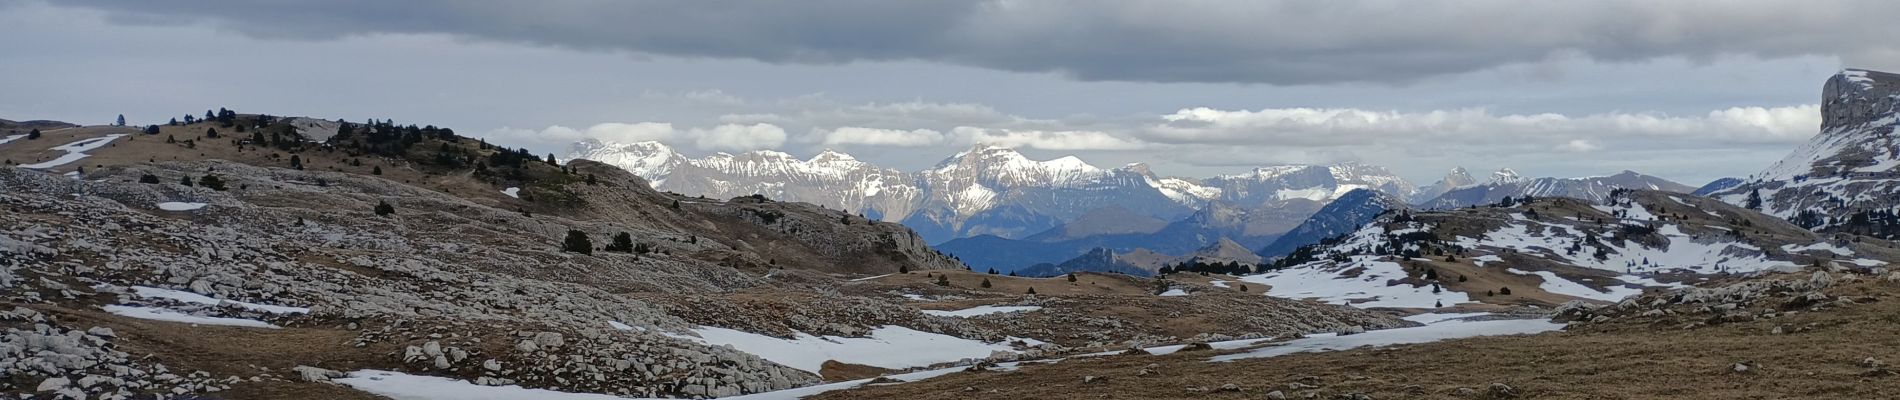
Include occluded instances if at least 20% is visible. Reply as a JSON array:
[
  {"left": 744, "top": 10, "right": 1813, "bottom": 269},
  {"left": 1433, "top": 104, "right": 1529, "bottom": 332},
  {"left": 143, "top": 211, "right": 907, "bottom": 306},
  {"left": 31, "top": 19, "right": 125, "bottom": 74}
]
[
  {"left": 980, "top": 278, "right": 992, "bottom": 288},
  {"left": 586, "top": 173, "right": 598, "bottom": 185},
  {"left": 1745, "top": 188, "right": 1763, "bottom": 210},
  {"left": 1025, "top": 287, "right": 1037, "bottom": 295},
  {"left": 607, "top": 232, "right": 635, "bottom": 253},
  {"left": 899, "top": 264, "right": 909, "bottom": 274},
  {"left": 1458, "top": 274, "right": 1468, "bottom": 282},
  {"left": 563, "top": 230, "right": 593, "bottom": 254},
  {"left": 372, "top": 166, "right": 383, "bottom": 175},
  {"left": 1239, "top": 284, "right": 1248, "bottom": 292},
  {"left": 144, "top": 125, "right": 160, "bottom": 135},
  {"left": 935, "top": 275, "right": 950, "bottom": 286},
  {"left": 374, "top": 200, "right": 395, "bottom": 217},
  {"left": 1067, "top": 273, "right": 1077, "bottom": 282},
  {"left": 115, "top": 114, "right": 125, "bottom": 126},
  {"left": 206, "top": 127, "right": 219, "bottom": 139},
  {"left": 1499, "top": 287, "right": 1512, "bottom": 295},
  {"left": 138, "top": 174, "right": 160, "bottom": 184},
  {"left": 289, "top": 155, "right": 303, "bottom": 170},
  {"left": 180, "top": 176, "right": 194, "bottom": 187},
  {"left": 25, "top": 129, "right": 39, "bottom": 140}
]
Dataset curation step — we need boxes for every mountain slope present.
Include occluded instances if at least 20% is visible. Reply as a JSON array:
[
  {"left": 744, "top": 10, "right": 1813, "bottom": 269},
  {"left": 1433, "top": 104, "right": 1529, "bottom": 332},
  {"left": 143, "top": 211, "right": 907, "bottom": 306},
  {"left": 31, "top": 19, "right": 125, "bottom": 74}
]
[
  {"left": 1710, "top": 68, "right": 1900, "bottom": 238},
  {"left": 1254, "top": 189, "right": 1896, "bottom": 309},
  {"left": 1256, "top": 188, "right": 1406, "bottom": 259},
  {"left": 1419, "top": 170, "right": 1693, "bottom": 209}
]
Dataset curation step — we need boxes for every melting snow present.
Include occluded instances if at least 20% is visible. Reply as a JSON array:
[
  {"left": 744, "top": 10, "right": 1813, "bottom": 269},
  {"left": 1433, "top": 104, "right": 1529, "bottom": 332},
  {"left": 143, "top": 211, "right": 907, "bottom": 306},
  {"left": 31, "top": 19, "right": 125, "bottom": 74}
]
[
  {"left": 1401, "top": 312, "right": 1493, "bottom": 324},
  {"left": 336, "top": 370, "right": 625, "bottom": 400},
  {"left": 923, "top": 305, "right": 1042, "bottom": 317},
  {"left": 156, "top": 202, "right": 207, "bottom": 211},
  {"left": 1241, "top": 256, "right": 1470, "bottom": 308},
  {"left": 127, "top": 286, "right": 310, "bottom": 314},
  {"left": 101, "top": 305, "right": 278, "bottom": 328},
  {"left": 1210, "top": 318, "right": 1563, "bottom": 362},
  {"left": 848, "top": 274, "right": 893, "bottom": 282},
  {"left": 1158, "top": 288, "right": 1189, "bottom": 296},
  {"left": 501, "top": 187, "right": 520, "bottom": 198},
  {"left": 19, "top": 134, "right": 125, "bottom": 169},
  {"left": 661, "top": 325, "right": 1017, "bottom": 375},
  {"left": 0, "top": 134, "right": 24, "bottom": 146}
]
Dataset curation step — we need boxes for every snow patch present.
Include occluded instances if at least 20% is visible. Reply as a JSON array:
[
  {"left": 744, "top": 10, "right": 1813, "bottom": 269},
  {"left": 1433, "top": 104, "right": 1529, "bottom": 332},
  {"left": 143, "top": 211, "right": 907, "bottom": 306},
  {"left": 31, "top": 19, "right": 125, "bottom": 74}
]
[
  {"left": 501, "top": 187, "right": 519, "bottom": 198},
  {"left": 156, "top": 202, "right": 207, "bottom": 211},
  {"left": 19, "top": 134, "right": 125, "bottom": 169},
  {"left": 661, "top": 325, "right": 1016, "bottom": 375},
  {"left": 101, "top": 305, "right": 278, "bottom": 329},
  {"left": 922, "top": 305, "right": 1042, "bottom": 317},
  {"left": 1241, "top": 256, "right": 1470, "bottom": 309},
  {"left": 336, "top": 370, "right": 625, "bottom": 400},
  {"left": 128, "top": 286, "right": 309, "bottom": 314},
  {"left": 1211, "top": 319, "right": 1563, "bottom": 362}
]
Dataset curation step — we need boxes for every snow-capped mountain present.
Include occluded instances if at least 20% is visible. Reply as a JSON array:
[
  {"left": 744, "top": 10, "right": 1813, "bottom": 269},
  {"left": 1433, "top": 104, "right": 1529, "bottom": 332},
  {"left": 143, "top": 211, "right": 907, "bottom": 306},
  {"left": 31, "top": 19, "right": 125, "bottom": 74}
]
[
  {"left": 1710, "top": 68, "right": 1900, "bottom": 236},
  {"left": 571, "top": 141, "right": 1418, "bottom": 244},
  {"left": 1410, "top": 167, "right": 1478, "bottom": 203},
  {"left": 1417, "top": 169, "right": 1693, "bottom": 209}
]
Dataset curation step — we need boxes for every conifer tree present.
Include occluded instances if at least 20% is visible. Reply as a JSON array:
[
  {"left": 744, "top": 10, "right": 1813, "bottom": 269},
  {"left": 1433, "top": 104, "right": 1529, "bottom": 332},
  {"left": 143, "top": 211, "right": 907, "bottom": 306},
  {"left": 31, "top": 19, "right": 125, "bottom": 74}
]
[
  {"left": 563, "top": 230, "right": 593, "bottom": 254},
  {"left": 980, "top": 278, "right": 992, "bottom": 288},
  {"left": 374, "top": 200, "right": 395, "bottom": 216}
]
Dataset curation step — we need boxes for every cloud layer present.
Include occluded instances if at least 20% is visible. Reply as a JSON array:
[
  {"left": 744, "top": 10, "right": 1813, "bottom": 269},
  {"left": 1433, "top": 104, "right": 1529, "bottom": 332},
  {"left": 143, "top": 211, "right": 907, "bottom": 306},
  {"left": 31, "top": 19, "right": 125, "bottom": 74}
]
[{"left": 45, "top": 0, "right": 1900, "bottom": 84}]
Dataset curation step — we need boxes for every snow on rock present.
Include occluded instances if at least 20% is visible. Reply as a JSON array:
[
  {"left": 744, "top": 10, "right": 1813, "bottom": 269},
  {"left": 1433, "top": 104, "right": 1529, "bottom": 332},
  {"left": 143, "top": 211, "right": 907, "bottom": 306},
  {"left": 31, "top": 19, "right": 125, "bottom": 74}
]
[
  {"left": 19, "top": 134, "right": 125, "bottom": 169},
  {"left": 501, "top": 187, "right": 520, "bottom": 198},
  {"left": 128, "top": 285, "right": 309, "bottom": 314},
  {"left": 1210, "top": 319, "right": 1563, "bottom": 362},
  {"left": 101, "top": 305, "right": 279, "bottom": 329},
  {"left": 661, "top": 325, "right": 1018, "bottom": 375},
  {"left": 1241, "top": 256, "right": 1470, "bottom": 309},
  {"left": 922, "top": 305, "right": 1042, "bottom": 317},
  {"left": 156, "top": 202, "right": 207, "bottom": 211},
  {"left": 1158, "top": 288, "right": 1189, "bottom": 297},
  {"left": 336, "top": 370, "right": 626, "bottom": 400}
]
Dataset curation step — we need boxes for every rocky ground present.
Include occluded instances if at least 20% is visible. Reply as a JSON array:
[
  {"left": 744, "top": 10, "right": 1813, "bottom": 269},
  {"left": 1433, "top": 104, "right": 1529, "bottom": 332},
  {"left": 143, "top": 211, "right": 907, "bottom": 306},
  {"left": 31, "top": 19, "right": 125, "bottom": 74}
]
[{"left": 812, "top": 267, "right": 1900, "bottom": 399}]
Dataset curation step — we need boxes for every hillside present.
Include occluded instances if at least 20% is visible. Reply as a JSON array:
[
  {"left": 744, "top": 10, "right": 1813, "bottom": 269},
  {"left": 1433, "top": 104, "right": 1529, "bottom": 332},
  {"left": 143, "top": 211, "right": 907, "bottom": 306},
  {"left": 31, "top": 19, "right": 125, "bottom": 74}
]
[
  {"left": 1419, "top": 169, "right": 1694, "bottom": 209},
  {"left": 0, "top": 112, "right": 1415, "bottom": 399},
  {"left": 1252, "top": 189, "right": 1896, "bottom": 309},
  {"left": 1711, "top": 68, "right": 1900, "bottom": 239}
]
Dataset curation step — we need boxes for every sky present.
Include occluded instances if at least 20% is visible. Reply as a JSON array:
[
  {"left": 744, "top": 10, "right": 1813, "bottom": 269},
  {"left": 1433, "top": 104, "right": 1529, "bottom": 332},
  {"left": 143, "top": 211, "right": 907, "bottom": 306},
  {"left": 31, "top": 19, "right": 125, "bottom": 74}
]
[{"left": 2, "top": 0, "right": 1892, "bottom": 185}]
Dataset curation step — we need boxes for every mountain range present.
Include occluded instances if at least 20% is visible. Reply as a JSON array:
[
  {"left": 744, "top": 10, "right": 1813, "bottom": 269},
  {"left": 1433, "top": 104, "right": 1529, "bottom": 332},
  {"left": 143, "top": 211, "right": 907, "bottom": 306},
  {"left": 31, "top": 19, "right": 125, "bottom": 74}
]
[{"left": 571, "top": 138, "right": 1693, "bottom": 274}]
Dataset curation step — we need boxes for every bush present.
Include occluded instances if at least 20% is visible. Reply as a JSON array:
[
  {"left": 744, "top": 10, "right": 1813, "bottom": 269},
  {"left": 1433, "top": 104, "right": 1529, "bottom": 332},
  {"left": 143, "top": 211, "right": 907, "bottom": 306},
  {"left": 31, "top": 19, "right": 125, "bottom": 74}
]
[
  {"left": 1025, "top": 287, "right": 1037, "bottom": 295},
  {"left": 198, "top": 175, "right": 227, "bottom": 191},
  {"left": 980, "top": 278, "right": 992, "bottom": 288},
  {"left": 1499, "top": 287, "right": 1513, "bottom": 295},
  {"left": 605, "top": 232, "right": 634, "bottom": 253},
  {"left": 374, "top": 200, "right": 395, "bottom": 217},
  {"left": 138, "top": 174, "right": 160, "bottom": 184},
  {"left": 563, "top": 230, "right": 593, "bottom": 254}
]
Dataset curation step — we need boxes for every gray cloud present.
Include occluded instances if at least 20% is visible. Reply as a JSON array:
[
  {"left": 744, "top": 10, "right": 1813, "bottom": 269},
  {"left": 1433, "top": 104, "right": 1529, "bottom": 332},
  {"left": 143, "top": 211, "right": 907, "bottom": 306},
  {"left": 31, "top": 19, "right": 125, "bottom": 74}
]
[{"left": 39, "top": 0, "right": 1900, "bottom": 84}]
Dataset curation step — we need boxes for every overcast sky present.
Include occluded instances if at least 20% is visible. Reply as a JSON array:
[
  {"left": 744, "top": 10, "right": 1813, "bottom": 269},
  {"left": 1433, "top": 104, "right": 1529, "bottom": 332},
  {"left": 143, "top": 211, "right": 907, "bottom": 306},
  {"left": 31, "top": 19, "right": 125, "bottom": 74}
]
[{"left": 4, "top": 0, "right": 1892, "bottom": 185}]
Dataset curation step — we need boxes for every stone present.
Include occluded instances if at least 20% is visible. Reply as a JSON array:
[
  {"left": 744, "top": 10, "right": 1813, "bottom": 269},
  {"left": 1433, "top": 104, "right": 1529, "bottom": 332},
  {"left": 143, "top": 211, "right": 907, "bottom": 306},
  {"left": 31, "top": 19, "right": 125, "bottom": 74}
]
[{"left": 1488, "top": 382, "right": 1517, "bottom": 398}]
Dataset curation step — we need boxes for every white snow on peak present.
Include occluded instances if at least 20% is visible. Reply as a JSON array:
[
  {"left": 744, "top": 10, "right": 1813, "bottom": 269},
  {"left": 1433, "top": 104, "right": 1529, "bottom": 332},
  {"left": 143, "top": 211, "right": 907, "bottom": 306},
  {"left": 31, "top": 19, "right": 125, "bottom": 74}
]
[{"left": 1488, "top": 168, "right": 1524, "bottom": 184}]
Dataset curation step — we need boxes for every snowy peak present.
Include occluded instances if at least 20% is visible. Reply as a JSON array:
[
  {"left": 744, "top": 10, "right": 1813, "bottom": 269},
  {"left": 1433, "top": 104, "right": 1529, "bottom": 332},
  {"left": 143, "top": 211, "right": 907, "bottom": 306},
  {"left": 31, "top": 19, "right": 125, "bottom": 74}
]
[
  {"left": 1824, "top": 68, "right": 1900, "bottom": 130},
  {"left": 929, "top": 144, "right": 1104, "bottom": 187},
  {"left": 1488, "top": 168, "right": 1524, "bottom": 184},
  {"left": 1442, "top": 167, "right": 1477, "bottom": 187},
  {"left": 567, "top": 139, "right": 683, "bottom": 183}
]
